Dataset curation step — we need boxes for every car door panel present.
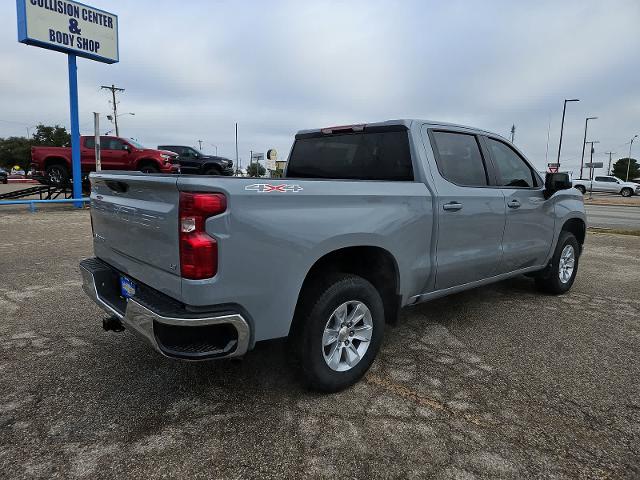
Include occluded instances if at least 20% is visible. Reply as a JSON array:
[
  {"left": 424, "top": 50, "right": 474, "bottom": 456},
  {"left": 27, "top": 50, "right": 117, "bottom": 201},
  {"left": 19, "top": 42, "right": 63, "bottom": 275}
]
[
  {"left": 423, "top": 128, "right": 506, "bottom": 290},
  {"left": 483, "top": 137, "right": 554, "bottom": 272},
  {"left": 500, "top": 189, "right": 554, "bottom": 270}
]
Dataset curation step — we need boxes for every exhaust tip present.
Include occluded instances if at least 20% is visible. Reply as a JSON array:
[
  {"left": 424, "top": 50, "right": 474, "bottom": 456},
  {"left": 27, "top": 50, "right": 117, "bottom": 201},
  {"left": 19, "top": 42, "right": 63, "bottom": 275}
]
[{"left": 103, "top": 316, "right": 125, "bottom": 332}]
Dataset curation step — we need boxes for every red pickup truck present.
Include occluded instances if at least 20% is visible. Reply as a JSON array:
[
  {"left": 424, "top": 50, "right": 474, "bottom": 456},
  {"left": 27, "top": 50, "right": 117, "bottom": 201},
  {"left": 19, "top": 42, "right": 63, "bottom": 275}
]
[{"left": 31, "top": 136, "right": 179, "bottom": 185}]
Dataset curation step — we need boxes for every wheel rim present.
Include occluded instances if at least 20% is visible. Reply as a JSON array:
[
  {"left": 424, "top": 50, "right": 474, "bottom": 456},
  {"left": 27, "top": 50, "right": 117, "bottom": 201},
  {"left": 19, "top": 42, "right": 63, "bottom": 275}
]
[
  {"left": 322, "top": 300, "right": 373, "bottom": 372},
  {"left": 558, "top": 245, "right": 575, "bottom": 284},
  {"left": 622, "top": 189, "right": 630, "bottom": 197},
  {"left": 48, "top": 167, "right": 63, "bottom": 184}
]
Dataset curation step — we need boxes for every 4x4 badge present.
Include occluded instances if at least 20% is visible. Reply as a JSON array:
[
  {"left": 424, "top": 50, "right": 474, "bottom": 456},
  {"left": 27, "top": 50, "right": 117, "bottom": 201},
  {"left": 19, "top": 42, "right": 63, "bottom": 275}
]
[{"left": 245, "top": 184, "right": 303, "bottom": 193}]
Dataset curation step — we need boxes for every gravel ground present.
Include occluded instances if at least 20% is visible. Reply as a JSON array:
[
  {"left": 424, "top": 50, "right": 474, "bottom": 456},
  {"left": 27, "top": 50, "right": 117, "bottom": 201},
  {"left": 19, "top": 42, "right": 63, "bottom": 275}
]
[{"left": 0, "top": 210, "right": 639, "bottom": 479}]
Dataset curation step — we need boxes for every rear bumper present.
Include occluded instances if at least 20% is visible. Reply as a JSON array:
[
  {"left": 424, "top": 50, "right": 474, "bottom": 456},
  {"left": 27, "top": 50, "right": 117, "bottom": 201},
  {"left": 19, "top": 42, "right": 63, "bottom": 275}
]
[{"left": 80, "top": 258, "right": 250, "bottom": 360}]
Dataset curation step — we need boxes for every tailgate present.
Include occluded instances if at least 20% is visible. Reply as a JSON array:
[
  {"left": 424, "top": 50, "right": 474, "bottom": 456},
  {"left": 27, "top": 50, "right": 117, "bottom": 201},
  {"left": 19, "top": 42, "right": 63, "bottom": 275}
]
[{"left": 90, "top": 172, "right": 182, "bottom": 298}]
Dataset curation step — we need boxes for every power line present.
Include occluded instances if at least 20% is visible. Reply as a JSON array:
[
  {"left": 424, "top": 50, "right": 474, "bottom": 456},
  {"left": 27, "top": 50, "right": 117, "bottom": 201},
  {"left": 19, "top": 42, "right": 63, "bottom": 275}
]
[{"left": 100, "top": 84, "right": 125, "bottom": 136}]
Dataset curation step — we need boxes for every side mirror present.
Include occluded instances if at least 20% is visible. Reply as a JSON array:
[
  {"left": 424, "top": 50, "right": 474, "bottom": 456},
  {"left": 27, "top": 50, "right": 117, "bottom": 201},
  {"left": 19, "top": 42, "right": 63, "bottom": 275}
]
[
  {"left": 123, "top": 144, "right": 130, "bottom": 152},
  {"left": 544, "top": 172, "right": 572, "bottom": 198}
]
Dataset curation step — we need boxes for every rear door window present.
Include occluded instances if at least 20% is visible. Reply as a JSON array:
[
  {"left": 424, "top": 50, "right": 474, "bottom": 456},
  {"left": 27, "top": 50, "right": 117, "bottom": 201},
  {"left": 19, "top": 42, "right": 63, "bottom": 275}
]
[
  {"left": 430, "top": 131, "right": 488, "bottom": 186},
  {"left": 486, "top": 138, "right": 537, "bottom": 188},
  {"left": 286, "top": 128, "right": 413, "bottom": 181},
  {"left": 101, "top": 138, "right": 126, "bottom": 150}
]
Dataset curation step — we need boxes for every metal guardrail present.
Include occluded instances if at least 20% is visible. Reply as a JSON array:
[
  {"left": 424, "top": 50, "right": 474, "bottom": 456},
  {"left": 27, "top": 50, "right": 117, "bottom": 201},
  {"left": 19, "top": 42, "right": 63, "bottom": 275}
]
[{"left": 0, "top": 197, "right": 90, "bottom": 212}]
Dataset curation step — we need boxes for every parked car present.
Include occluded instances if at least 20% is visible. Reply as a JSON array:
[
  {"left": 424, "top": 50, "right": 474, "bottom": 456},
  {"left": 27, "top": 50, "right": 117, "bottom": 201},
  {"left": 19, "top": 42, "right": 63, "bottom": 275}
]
[
  {"left": 0, "top": 168, "right": 7, "bottom": 184},
  {"left": 31, "top": 136, "right": 180, "bottom": 185},
  {"left": 572, "top": 175, "right": 639, "bottom": 197},
  {"left": 81, "top": 119, "right": 586, "bottom": 392},
  {"left": 157, "top": 145, "right": 234, "bottom": 176}
]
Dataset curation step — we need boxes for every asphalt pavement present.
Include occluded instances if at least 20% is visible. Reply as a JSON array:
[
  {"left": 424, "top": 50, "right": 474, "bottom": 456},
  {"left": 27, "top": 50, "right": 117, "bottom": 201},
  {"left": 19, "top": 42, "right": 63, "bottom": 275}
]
[
  {"left": 585, "top": 203, "right": 640, "bottom": 230},
  {"left": 1, "top": 209, "right": 639, "bottom": 479}
]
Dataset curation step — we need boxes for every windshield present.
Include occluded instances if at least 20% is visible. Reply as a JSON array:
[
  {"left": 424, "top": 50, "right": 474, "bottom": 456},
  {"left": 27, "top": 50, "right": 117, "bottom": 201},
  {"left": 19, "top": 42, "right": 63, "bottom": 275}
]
[{"left": 126, "top": 139, "right": 146, "bottom": 149}]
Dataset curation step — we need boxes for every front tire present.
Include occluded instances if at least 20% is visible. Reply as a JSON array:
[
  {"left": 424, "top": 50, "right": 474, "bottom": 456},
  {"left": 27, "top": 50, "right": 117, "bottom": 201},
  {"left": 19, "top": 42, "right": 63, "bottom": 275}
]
[
  {"left": 535, "top": 231, "right": 579, "bottom": 294},
  {"left": 621, "top": 187, "right": 633, "bottom": 197},
  {"left": 139, "top": 163, "right": 159, "bottom": 174},
  {"left": 292, "top": 274, "right": 385, "bottom": 392},
  {"left": 575, "top": 185, "right": 586, "bottom": 194}
]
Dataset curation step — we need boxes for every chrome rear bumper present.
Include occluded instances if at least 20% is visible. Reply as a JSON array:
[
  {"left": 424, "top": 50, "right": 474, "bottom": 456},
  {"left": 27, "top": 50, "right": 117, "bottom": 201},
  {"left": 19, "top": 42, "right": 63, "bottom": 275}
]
[{"left": 80, "top": 258, "right": 250, "bottom": 360}]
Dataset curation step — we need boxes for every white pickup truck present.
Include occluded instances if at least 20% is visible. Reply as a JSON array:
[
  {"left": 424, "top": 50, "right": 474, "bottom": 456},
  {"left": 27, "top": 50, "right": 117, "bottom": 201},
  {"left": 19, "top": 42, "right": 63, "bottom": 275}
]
[{"left": 572, "top": 175, "right": 639, "bottom": 197}]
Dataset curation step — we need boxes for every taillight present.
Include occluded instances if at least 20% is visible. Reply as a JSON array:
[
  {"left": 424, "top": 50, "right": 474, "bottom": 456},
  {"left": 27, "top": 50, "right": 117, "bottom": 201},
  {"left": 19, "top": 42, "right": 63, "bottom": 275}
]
[{"left": 179, "top": 192, "right": 226, "bottom": 279}]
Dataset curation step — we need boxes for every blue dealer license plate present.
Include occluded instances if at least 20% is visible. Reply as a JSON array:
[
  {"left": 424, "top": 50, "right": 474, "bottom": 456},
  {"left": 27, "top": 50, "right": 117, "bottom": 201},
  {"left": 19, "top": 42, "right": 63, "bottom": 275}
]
[{"left": 120, "top": 276, "right": 136, "bottom": 299}]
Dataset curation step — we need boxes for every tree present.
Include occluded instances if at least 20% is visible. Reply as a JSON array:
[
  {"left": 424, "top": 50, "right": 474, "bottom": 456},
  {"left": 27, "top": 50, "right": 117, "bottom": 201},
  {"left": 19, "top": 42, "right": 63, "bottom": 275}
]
[
  {"left": 246, "top": 162, "right": 266, "bottom": 177},
  {"left": 0, "top": 124, "right": 71, "bottom": 171},
  {"left": 31, "top": 124, "right": 70, "bottom": 147},
  {"left": 612, "top": 158, "right": 639, "bottom": 181},
  {"left": 0, "top": 136, "right": 32, "bottom": 171}
]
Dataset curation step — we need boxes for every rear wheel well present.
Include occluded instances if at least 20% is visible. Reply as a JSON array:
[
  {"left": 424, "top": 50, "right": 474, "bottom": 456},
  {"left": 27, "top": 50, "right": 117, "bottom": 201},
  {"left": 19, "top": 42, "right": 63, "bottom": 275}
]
[
  {"left": 202, "top": 164, "right": 222, "bottom": 175},
  {"left": 294, "top": 247, "right": 401, "bottom": 328},
  {"left": 44, "top": 157, "right": 67, "bottom": 170},
  {"left": 561, "top": 218, "right": 586, "bottom": 251}
]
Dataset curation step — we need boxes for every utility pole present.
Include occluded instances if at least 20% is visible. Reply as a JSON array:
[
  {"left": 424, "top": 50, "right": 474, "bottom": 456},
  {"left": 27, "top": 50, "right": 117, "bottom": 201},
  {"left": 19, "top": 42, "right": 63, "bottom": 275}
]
[
  {"left": 197, "top": 139, "right": 203, "bottom": 151},
  {"left": 100, "top": 84, "right": 125, "bottom": 136},
  {"left": 585, "top": 140, "right": 599, "bottom": 199},
  {"left": 579, "top": 116, "right": 597, "bottom": 179},
  {"left": 235, "top": 123, "right": 239, "bottom": 175},
  {"left": 556, "top": 98, "right": 579, "bottom": 169},
  {"left": 627, "top": 135, "right": 638, "bottom": 181},
  {"left": 510, "top": 124, "right": 515, "bottom": 143},
  {"left": 604, "top": 151, "right": 615, "bottom": 175},
  {"left": 545, "top": 119, "right": 551, "bottom": 164},
  {"left": 249, "top": 150, "right": 253, "bottom": 177}
]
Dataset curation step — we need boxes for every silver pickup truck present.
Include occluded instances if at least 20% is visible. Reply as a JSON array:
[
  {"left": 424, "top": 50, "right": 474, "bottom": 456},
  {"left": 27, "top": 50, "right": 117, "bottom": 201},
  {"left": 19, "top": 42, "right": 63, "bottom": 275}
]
[
  {"left": 81, "top": 119, "right": 586, "bottom": 392},
  {"left": 572, "top": 175, "right": 639, "bottom": 197}
]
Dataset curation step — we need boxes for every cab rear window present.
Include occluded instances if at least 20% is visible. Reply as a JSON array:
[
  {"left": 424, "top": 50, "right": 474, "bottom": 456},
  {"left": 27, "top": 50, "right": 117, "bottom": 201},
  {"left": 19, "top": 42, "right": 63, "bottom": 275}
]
[{"left": 286, "top": 128, "right": 413, "bottom": 181}]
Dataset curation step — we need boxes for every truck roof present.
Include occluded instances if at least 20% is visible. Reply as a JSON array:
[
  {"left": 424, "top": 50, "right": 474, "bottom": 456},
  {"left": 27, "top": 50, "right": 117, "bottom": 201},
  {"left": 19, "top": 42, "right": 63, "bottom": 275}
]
[{"left": 296, "top": 119, "right": 502, "bottom": 139}]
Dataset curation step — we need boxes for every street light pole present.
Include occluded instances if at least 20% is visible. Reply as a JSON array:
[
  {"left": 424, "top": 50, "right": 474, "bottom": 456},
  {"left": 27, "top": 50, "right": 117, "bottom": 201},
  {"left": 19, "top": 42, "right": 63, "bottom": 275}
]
[
  {"left": 579, "top": 116, "right": 597, "bottom": 179},
  {"left": 556, "top": 98, "right": 579, "bottom": 169},
  {"left": 209, "top": 143, "right": 218, "bottom": 156},
  {"left": 626, "top": 135, "right": 638, "bottom": 181}
]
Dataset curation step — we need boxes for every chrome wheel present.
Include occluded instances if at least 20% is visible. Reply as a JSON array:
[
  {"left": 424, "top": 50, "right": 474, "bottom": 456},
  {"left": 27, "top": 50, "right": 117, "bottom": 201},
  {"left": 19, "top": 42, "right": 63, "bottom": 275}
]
[
  {"left": 322, "top": 300, "right": 373, "bottom": 372},
  {"left": 558, "top": 245, "right": 575, "bottom": 284},
  {"left": 47, "top": 166, "right": 65, "bottom": 184}
]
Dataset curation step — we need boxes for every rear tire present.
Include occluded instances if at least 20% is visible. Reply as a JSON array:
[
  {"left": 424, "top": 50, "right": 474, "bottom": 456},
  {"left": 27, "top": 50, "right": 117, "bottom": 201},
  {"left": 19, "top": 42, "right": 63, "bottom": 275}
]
[
  {"left": 621, "top": 187, "right": 633, "bottom": 197},
  {"left": 575, "top": 185, "right": 586, "bottom": 194},
  {"left": 45, "top": 163, "right": 69, "bottom": 186},
  {"left": 291, "top": 274, "right": 385, "bottom": 392},
  {"left": 535, "top": 231, "right": 579, "bottom": 294}
]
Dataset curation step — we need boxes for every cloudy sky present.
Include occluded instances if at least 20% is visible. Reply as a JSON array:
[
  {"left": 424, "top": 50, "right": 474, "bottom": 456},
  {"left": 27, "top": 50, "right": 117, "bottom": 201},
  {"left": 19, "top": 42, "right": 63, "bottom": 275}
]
[{"left": 1, "top": 0, "right": 639, "bottom": 173}]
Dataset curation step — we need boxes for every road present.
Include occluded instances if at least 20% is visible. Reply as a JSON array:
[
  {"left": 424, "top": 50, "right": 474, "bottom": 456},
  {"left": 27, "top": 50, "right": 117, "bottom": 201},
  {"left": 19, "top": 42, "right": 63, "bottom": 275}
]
[
  {"left": 585, "top": 204, "right": 640, "bottom": 229},
  {"left": 1, "top": 209, "right": 639, "bottom": 479}
]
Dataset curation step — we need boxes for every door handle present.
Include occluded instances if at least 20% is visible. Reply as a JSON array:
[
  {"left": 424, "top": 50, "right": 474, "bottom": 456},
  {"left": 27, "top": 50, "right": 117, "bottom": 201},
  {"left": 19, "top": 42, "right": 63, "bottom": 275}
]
[
  {"left": 507, "top": 199, "right": 521, "bottom": 209},
  {"left": 443, "top": 201, "right": 463, "bottom": 211}
]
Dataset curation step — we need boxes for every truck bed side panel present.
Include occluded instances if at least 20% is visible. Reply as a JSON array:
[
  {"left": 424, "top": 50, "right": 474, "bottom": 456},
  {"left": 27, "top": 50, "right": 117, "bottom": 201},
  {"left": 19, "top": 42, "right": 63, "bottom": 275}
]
[{"left": 176, "top": 176, "right": 433, "bottom": 342}]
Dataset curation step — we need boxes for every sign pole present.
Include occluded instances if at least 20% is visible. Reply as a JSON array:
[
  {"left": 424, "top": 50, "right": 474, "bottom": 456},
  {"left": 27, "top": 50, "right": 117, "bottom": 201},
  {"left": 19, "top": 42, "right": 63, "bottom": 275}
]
[
  {"left": 68, "top": 54, "right": 82, "bottom": 207},
  {"left": 93, "top": 112, "right": 101, "bottom": 171}
]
